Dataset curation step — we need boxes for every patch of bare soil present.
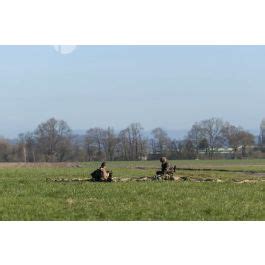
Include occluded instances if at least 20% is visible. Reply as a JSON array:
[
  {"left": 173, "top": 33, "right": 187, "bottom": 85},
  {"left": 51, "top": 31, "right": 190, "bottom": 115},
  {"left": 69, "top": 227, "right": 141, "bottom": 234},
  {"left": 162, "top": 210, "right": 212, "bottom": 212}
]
[
  {"left": 46, "top": 177, "right": 89, "bottom": 182},
  {"left": 240, "top": 172, "right": 265, "bottom": 177},
  {"left": 0, "top": 162, "right": 81, "bottom": 168},
  {"left": 173, "top": 167, "right": 265, "bottom": 176},
  {"left": 232, "top": 179, "right": 265, "bottom": 184}
]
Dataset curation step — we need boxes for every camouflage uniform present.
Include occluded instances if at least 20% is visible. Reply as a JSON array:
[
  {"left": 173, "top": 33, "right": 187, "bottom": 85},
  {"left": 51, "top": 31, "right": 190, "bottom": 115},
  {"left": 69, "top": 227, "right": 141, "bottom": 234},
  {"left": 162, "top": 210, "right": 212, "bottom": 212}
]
[
  {"left": 154, "top": 157, "right": 177, "bottom": 180},
  {"left": 100, "top": 166, "right": 110, "bottom": 180},
  {"left": 156, "top": 157, "right": 170, "bottom": 175},
  {"left": 91, "top": 162, "right": 113, "bottom": 182}
]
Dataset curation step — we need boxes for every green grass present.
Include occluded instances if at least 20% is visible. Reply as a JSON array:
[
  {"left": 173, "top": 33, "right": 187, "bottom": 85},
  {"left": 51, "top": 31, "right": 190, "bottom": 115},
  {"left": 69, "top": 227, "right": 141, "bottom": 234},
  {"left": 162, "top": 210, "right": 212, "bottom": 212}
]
[{"left": 0, "top": 160, "right": 265, "bottom": 220}]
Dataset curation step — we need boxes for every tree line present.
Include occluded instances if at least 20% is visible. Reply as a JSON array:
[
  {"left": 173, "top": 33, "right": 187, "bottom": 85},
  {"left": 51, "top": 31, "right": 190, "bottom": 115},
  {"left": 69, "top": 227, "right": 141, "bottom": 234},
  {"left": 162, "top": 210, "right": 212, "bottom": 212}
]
[{"left": 1, "top": 117, "right": 265, "bottom": 162}]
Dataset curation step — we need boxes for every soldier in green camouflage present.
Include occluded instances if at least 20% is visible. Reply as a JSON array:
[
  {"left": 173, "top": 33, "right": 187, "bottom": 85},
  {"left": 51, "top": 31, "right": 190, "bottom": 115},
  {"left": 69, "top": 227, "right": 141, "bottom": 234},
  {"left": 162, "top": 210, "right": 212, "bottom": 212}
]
[
  {"left": 156, "top": 157, "right": 170, "bottom": 175},
  {"left": 154, "top": 157, "right": 177, "bottom": 180},
  {"left": 91, "top": 162, "right": 113, "bottom": 182}
]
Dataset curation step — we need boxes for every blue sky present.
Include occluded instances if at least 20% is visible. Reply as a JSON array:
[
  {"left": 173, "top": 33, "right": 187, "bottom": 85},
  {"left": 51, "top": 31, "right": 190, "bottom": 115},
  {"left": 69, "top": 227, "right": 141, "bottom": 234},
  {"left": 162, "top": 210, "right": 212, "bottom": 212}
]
[{"left": 0, "top": 45, "right": 264, "bottom": 138}]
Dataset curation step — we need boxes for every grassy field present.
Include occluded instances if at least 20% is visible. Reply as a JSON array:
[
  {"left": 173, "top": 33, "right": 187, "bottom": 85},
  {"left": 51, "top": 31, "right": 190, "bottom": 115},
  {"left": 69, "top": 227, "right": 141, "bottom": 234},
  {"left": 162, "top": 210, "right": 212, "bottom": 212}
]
[{"left": 0, "top": 160, "right": 265, "bottom": 221}]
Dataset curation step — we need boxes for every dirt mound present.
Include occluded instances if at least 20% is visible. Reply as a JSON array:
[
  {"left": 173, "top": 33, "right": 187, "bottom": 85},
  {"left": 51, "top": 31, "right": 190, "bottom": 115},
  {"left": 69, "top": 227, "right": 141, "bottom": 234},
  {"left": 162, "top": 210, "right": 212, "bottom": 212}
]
[{"left": 232, "top": 179, "right": 265, "bottom": 184}]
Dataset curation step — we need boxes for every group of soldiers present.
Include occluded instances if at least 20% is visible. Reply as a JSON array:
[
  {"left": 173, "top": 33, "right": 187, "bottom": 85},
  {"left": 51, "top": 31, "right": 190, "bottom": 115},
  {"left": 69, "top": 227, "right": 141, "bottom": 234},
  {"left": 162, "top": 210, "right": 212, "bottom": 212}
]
[{"left": 91, "top": 157, "right": 176, "bottom": 182}]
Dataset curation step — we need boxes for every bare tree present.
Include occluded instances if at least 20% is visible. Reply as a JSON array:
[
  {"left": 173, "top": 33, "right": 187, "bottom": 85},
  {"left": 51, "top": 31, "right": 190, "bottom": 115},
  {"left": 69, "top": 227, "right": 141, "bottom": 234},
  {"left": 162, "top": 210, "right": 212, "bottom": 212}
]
[
  {"left": 182, "top": 140, "right": 196, "bottom": 159},
  {"left": 222, "top": 123, "right": 243, "bottom": 158},
  {"left": 151, "top": 127, "right": 171, "bottom": 156},
  {"left": 130, "top": 123, "right": 147, "bottom": 160},
  {"left": 0, "top": 139, "right": 13, "bottom": 162},
  {"left": 118, "top": 123, "right": 147, "bottom": 160},
  {"left": 17, "top": 132, "right": 36, "bottom": 162},
  {"left": 118, "top": 128, "right": 131, "bottom": 160},
  {"left": 187, "top": 118, "right": 225, "bottom": 159},
  {"left": 35, "top": 118, "right": 72, "bottom": 162},
  {"left": 85, "top": 127, "right": 106, "bottom": 160},
  {"left": 167, "top": 139, "right": 180, "bottom": 159},
  {"left": 222, "top": 122, "right": 255, "bottom": 158},
  {"left": 101, "top": 127, "right": 118, "bottom": 161},
  {"left": 2, "top": 117, "right": 261, "bottom": 162},
  {"left": 187, "top": 123, "right": 204, "bottom": 158},
  {"left": 200, "top": 118, "right": 225, "bottom": 159},
  {"left": 239, "top": 131, "right": 255, "bottom": 158}
]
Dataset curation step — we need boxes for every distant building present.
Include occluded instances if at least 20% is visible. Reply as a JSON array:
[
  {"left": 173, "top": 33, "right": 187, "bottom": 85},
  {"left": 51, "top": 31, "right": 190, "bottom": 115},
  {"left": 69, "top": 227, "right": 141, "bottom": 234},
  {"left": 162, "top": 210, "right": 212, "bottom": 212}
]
[{"left": 198, "top": 147, "right": 233, "bottom": 154}]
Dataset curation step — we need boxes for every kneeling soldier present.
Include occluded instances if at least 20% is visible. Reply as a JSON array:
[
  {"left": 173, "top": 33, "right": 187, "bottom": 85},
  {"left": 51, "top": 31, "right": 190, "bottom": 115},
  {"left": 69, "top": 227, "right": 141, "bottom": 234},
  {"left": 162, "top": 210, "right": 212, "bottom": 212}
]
[
  {"left": 156, "top": 157, "right": 170, "bottom": 175},
  {"left": 154, "top": 157, "right": 177, "bottom": 180},
  {"left": 91, "top": 162, "right": 113, "bottom": 182}
]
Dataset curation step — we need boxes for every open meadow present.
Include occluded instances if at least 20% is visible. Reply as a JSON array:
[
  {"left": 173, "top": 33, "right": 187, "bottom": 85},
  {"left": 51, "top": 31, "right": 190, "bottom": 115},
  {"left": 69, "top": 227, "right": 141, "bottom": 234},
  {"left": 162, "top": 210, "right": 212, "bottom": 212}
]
[{"left": 0, "top": 160, "right": 265, "bottom": 221}]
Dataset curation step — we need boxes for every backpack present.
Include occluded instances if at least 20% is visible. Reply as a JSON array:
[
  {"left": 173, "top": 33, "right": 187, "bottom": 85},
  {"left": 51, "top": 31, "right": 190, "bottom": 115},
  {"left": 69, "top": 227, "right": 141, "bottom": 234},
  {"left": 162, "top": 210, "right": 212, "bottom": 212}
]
[{"left": 91, "top": 169, "right": 102, "bottom": 181}]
